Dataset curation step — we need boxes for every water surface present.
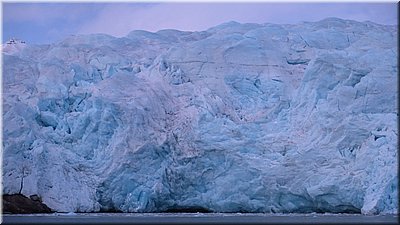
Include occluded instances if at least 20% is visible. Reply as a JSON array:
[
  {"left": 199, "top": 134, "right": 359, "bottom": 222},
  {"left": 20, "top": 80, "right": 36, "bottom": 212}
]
[{"left": 3, "top": 213, "right": 398, "bottom": 224}]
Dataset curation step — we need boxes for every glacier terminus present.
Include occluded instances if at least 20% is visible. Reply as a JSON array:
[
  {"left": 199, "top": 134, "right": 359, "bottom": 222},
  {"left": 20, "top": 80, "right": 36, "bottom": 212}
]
[{"left": 2, "top": 18, "right": 398, "bottom": 215}]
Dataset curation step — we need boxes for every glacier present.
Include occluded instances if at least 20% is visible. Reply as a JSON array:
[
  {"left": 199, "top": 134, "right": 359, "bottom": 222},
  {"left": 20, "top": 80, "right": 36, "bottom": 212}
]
[{"left": 2, "top": 18, "right": 398, "bottom": 214}]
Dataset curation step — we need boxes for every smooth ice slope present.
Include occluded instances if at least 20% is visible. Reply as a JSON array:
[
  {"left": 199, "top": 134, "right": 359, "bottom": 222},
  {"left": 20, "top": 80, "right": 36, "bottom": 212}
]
[{"left": 2, "top": 18, "right": 398, "bottom": 214}]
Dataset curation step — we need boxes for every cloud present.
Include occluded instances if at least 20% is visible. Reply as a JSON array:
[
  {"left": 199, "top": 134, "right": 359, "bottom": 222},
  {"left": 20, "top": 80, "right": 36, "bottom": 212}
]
[
  {"left": 3, "top": 2, "right": 397, "bottom": 44},
  {"left": 3, "top": 3, "right": 108, "bottom": 43},
  {"left": 3, "top": 3, "right": 105, "bottom": 25},
  {"left": 76, "top": 2, "right": 397, "bottom": 37},
  {"left": 77, "top": 3, "right": 303, "bottom": 36},
  {"left": 4, "top": 3, "right": 54, "bottom": 23}
]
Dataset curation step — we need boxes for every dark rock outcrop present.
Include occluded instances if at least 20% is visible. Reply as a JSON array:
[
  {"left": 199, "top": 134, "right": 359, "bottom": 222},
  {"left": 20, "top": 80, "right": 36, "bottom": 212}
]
[{"left": 2, "top": 194, "right": 53, "bottom": 214}]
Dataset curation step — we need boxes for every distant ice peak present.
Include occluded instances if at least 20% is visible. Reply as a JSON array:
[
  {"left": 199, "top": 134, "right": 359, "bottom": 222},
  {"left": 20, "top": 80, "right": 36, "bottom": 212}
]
[
  {"left": 3, "top": 38, "right": 27, "bottom": 55},
  {"left": 6, "top": 38, "right": 26, "bottom": 45}
]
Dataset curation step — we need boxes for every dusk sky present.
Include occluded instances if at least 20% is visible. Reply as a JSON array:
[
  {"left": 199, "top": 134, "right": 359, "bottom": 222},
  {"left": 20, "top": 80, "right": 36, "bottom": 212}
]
[{"left": 3, "top": 2, "right": 398, "bottom": 44}]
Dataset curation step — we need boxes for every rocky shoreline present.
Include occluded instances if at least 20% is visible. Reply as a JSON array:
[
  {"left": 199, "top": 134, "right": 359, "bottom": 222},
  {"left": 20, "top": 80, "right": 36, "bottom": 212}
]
[{"left": 2, "top": 194, "right": 53, "bottom": 214}]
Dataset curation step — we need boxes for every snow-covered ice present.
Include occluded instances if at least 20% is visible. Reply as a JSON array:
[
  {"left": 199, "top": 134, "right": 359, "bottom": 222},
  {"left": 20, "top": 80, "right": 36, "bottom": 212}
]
[
  {"left": 2, "top": 18, "right": 397, "bottom": 214},
  {"left": 2, "top": 38, "right": 27, "bottom": 55}
]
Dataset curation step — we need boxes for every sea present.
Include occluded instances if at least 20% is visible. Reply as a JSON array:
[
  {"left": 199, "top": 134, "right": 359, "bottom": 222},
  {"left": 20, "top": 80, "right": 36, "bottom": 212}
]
[{"left": 2, "top": 213, "right": 398, "bottom": 224}]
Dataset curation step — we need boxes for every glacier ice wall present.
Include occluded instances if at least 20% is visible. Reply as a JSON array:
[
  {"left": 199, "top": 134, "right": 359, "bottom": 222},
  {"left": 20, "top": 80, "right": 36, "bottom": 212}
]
[{"left": 2, "top": 18, "right": 398, "bottom": 214}]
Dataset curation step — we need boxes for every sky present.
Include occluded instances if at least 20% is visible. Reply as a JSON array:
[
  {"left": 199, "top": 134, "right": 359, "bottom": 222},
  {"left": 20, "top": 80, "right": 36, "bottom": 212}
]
[{"left": 2, "top": 1, "right": 398, "bottom": 44}]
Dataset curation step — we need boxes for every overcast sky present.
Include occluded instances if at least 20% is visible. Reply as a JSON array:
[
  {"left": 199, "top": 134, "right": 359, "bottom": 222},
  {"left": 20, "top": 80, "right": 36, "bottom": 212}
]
[{"left": 3, "top": 2, "right": 398, "bottom": 44}]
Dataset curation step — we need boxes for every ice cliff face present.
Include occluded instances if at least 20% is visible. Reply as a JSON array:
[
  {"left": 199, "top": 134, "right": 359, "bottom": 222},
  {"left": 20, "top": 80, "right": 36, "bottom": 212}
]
[{"left": 3, "top": 18, "right": 398, "bottom": 214}]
